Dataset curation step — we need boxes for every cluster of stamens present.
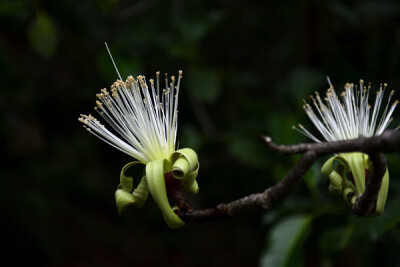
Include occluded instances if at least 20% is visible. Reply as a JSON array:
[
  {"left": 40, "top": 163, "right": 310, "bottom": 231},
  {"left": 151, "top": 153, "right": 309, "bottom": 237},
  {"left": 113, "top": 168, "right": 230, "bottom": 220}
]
[
  {"left": 294, "top": 79, "right": 398, "bottom": 142},
  {"left": 79, "top": 70, "right": 184, "bottom": 164}
]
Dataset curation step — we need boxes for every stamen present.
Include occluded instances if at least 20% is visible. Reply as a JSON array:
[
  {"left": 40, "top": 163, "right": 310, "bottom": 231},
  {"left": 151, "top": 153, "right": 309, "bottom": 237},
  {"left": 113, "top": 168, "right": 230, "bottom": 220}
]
[{"left": 297, "top": 79, "right": 397, "bottom": 142}]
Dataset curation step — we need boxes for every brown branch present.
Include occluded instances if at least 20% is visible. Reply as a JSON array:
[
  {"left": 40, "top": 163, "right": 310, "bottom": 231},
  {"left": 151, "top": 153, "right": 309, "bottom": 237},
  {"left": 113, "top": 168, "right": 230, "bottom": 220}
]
[
  {"left": 352, "top": 152, "right": 387, "bottom": 216},
  {"left": 179, "top": 130, "right": 400, "bottom": 224}
]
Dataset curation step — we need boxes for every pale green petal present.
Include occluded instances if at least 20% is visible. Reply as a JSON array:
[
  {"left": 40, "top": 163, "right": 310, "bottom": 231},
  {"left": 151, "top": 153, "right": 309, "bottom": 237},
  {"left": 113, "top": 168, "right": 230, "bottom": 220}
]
[
  {"left": 343, "top": 187, "right": 356, "bottom": 206},
  {"left": 375, "top": 169, "right": 389, "bottom": 216},
  {"left": 115, "top": 189, "right": 135, "bottom": 215},
  {"left": 120, "top": 161, "right": 143, "bottom": 192},
  {"left": 132, "top": 177, "right": 150, "bottom": 209},
  {"left": 341, "top": 153, "right": 366, "bottom": 196},
  {"left": 146, "top": 159, "right": 186, "bottom": 229},
  {"left": 321, "top": 156, "right": 336, "bottom": 177},
  {"left": 321, "top": 152, "right": 389, "bottom": 216},
  {"left": 170, "top": 148, "right": 200, "bottom": 194},
  {"left": 321, "top": 155, "right": 348, "bottom": 195}
]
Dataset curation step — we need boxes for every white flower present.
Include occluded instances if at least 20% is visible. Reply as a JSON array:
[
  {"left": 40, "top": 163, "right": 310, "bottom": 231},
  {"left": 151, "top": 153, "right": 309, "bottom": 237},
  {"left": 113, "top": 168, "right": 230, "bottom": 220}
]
[
  {"left": 78, "top": 47, "right": 199, "bottom": 228},
  {"left": 294, "top": 78, "right": 398, "bottom": 142},
  {"left": 294, "top": 78, "right": 398, "bottom": 216},
  {"left": 79, "top": 71, "right": 181, "bottom": 164}
]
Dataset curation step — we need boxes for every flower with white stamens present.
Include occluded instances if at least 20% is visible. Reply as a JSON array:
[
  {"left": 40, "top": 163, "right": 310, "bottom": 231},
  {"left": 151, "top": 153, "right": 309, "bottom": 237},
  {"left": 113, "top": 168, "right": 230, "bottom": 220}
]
[
  {"left": 79, "top": 66, "right": 199, "bottom": 228},
  {"left": 294, "top": 78, "right": 398, "bottom": 215}
]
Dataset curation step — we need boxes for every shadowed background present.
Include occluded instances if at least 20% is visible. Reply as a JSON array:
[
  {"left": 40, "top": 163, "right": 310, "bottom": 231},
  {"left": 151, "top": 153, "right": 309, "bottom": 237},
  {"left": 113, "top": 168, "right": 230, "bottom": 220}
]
[{"left": 2, "top": 0, "right": 400, "bottom": 266}]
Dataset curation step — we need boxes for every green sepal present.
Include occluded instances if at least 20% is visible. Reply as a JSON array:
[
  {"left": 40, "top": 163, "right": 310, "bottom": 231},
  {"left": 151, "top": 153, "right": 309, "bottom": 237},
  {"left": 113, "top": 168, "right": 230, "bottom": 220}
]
[
  {"left": 115, "top": 189, "right": 135, "bottom": 215},
  {"left": 146, "top": 159, "right": 186, "bottom": 229},
  {"left": 170, "top": 148, "right": 200, "bottom": 194},
  {"left": 132, "top": 177, "right": 149, "bottom": 209}
]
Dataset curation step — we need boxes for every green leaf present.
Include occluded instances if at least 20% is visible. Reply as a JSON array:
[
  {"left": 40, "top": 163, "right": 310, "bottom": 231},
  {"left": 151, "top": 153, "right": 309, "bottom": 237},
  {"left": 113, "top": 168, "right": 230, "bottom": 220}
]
[
  {"left": 260, "top": 214, "right": 312, "bottom": 267},
  {"left": 28, "top": 12, "right": 57, "bottom": 59}
]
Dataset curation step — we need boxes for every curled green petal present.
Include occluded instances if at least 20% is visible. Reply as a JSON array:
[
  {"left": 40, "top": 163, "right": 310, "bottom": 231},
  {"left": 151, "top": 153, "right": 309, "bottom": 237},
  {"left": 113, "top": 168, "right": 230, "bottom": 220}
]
[
  {"left": 341, "top": 153, "right": 366, "bottom": 196},
  {"left": 172, "top": 157, "right": 190, "bottom": 178},
  {"left": 132, "top": 177, "right": 150, "bottom": 208},
  {"left": 343, "top": 186, "right": 355, "bottom": 206},
  {"left": 120, "top": 161, "right": 143, "bottom": 192},
  {"left": 170, "top": 148, "right": 200, "bottom": 194},
  {"left": 171, "top": 148, "right": 198, "bottom": 172},
  {"left": 115, "top": 189, "right": 135, "bottom": 215},
  {"left": 146, "top": 159, "right": 186, "bottom": 229},
  {"left": 322, "top": 152, "right": 389, "bottom": 216},
  {"left": 375, "top": 169, "right": 389, "bottom": 216},
  {"left": 328, "top": 170, "right": 343, "bottom": 195},
  {"left": 321, "top": 156, "right": 337, "bottom": 177},
  {"left": 182, "top": 179, "right": 199, "bottom": 194},
  {"left": 322, "top": 155, "right": 349, "bottom": 195}
]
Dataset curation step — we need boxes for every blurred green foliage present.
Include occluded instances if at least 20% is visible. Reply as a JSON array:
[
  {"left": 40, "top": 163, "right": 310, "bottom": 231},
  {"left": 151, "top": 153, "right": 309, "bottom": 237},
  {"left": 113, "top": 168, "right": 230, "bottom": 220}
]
[{"left": 1, "top": 0, "right": 400, "bottom": 266}]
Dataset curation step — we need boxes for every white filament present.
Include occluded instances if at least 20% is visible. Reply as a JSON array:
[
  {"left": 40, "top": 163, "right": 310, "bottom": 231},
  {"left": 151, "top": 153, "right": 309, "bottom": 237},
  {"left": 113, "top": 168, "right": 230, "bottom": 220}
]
[
  {"left": 294, "top": 80, "right": 398, "bottom": 142},
  {"left": 79, "top": 71, "right": 183, "bottom": 164}
]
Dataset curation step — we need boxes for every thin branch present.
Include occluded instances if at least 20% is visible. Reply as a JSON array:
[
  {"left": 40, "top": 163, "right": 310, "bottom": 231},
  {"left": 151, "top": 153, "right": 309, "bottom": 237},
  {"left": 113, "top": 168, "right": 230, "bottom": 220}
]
[
  {"left": 352, "top": 152, "right": 387, "bottom": 216},
  {"left": 179, "top": 130, "right": 400, "bottom": 223},
  {"left": 261, "top": 130, "right": 400, "bottom": 155}
]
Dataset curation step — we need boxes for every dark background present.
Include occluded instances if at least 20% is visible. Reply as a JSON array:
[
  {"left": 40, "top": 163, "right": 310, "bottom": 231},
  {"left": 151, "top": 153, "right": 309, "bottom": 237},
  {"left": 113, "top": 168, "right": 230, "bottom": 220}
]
[{"left": 2, "top": 0, "right": 400, "bottom": 266}]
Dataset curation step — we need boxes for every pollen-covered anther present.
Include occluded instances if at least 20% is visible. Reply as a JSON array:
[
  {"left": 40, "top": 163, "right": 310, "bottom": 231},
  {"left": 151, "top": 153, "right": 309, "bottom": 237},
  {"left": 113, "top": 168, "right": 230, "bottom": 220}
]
[
  {"left": 344, "top": 83, "right": 352, "bottom": 89},
  {"left": 101, "top": 88, "right": 109, "bottom": 95},
  {"left": 96, "top": 100, "right": 102, "bottom": 107},
  {"left": 78, "top": 117, "right": 87, "bottom": 124},
  {"left": 179, "top": 70, "right": 183, "bottom": 77}
]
